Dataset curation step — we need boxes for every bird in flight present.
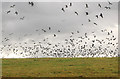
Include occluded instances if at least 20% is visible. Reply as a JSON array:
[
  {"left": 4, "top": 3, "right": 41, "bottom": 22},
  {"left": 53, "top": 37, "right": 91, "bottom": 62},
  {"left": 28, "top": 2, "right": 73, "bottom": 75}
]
[
  {"left": 15, "top": 11, "right": 18, "bottom": 15},
  {"left": 93, "top": 22, "right": 97, "bottom": 25},
  {"left": 20, "top": 16, "right": 25, "bottom": 20},
  {"left": 7, "top": 10, "right": 11, "bottom": 14},
  {"left": 54, "top": 34, "right": 56, "bottom": 37},
  {"left": 70, "top": 3, "right": 72, "bottom": 6},
  {"left": 65, "top": 5, "right": 68, "bottom": 8},
  {"left": 10, "top": 5, "right": 15, "bottom": 8},
  {"left": 98, "top": 4, "right": 101, "bottom": 8},
  {"left": 85, "top": 4, "right": 88, "bottom": 8},
  {"left": 49, "top": 27, "right": 51, "bottom": 30},
  {"left": 75, "top": 11, "right": 78, "bottom": 15},
  {"left": 108, "top": 1, "right": 112, "bottom": 5},
  {"left": 29, "top": 2, "right": 34, "bottom": 6},
  {"left": 42, "top": 29, "right": 46, "bottom": 32},
  {"left": 96, "top": 15, "right": 99, "bottom": 18},
  {"left": 100, "top": 13, "right": 103, "bottom": 18},
  {"left": 85, "top": 12, "right": 89, "bottom": 15},
  {"left": 58, "top": 30, "right": 60, "bottom": 32},
  {"left": 88, "top": 19, "right": 91, "bottom": 22},
  {"left": 61, "top": 8, "right": 65, "bottom": 12}
]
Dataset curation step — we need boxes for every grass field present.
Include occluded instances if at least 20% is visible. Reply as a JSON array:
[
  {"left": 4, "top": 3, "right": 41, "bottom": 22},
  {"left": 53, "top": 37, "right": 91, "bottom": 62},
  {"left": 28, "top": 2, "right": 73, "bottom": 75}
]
[{"left": 2, "top": 57, "right": 119, "bottom": 77}]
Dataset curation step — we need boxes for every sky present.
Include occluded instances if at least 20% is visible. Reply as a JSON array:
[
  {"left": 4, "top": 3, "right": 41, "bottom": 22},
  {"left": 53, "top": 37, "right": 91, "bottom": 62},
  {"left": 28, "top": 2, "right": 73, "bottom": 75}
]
[{"left": 0, "top": 1, "right": 119, "bottom": 58}]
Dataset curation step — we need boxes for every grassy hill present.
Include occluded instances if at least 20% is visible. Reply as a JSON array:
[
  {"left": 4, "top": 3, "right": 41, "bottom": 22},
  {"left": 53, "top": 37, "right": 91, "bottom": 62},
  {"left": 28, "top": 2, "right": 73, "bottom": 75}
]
[{"left": 2, "top": 57, "right": 119, "bottom": 78}]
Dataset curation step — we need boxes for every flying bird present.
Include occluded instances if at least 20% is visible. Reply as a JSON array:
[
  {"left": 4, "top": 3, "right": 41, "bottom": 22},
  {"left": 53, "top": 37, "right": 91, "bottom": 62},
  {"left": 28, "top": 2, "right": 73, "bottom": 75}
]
[
  {"left": 70, "top": 3, "right": 72, "bottom": 6},
  {"left": 88, "top": 19, "right": 91, "bottom": 22},
  {"left": 42, "top": 29, "right": 46, "bottom": 32},
  {"left": 29, "top": 2, "right": 34, "bottom": 6},
  {"left": 7, "top": 10, "right": 11, "bottom": 14},
  {"left": 54, "top": 34, "right": 56, "bottom": 37},
  {"left": 98, "top": 4, "right": 101, "bottom": 8},
  {"left": 20, "top": 16, "right": 25, "bottom": 20},
  {"left": 49, "top": 27, "right": 51, "bottom": 30},
  {"left": 58, "top": 30, "right": 60, "bottom": 32},
  {"left": 100, "top": 13, "right": 103, "bottom": 18},
  {"left": 105, "top": 6, "right": 111, "bottom": 9},
  {"left": 96, "top": 15, "right": 99, "bottom": 18},
  {"left": 10, "top": 5, "right": 15, "bottom": 8},
  {"left": 108, "top": 1, "right": 112, "bottom": 5},
  {"left": 93, "top": 22, "right": 97, "bottom": 25},
  {"left": 75, "top": 11, "right": 78, "bottom": 15},
  {"left": 85, "top": 4, "right": 88, "bottom": 8},
  {"left": 15, "top": 11, "right": 18, "bottom": 15},
  {"left": 65, "top": 5, "right": 68, "bottom": 8},
  {"left": 85, "top": 12, "right": 89, "bottom": 15},
  {"left": 61, "top": 8, "right": 65, "bottom": 12}
]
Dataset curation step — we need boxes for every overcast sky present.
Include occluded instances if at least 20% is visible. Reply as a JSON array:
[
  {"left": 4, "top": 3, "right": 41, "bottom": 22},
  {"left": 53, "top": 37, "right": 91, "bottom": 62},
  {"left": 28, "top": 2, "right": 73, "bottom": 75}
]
[{"left": 0, "top": 1, "right": 119, "bottom": 58}]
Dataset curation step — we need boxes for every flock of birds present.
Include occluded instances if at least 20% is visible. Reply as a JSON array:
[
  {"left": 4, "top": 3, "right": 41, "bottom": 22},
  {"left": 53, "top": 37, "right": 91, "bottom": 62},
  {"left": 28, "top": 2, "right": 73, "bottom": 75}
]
[{"left": 0, "top": 1, "right": 118, "bottom": 58}]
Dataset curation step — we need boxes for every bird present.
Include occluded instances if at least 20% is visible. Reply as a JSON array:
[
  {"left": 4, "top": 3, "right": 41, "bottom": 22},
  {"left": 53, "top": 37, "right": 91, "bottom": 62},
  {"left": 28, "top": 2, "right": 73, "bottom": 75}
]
[
  {"left": 61, "top": 8, "right": 65, "bottom": 12},
  {"left": 88, "top": 19, "right": 91, "bottom": 22},
  {"left": 96, "top": 15, "right": 99, "bottom": 18},
  {"left": 15, "top": 11, "right": 18, "bottom": 15},
  {"left": 71, "top": 32, "right": 74, "bottom": 34},
  {"left": 98, "top": 4, "right": 101, "bottom": 8},
  {"left": 85, "top": 4, "right": 88, "bottom": 8},
  {"left": 108, "top": 1, "right": 112, "bottom": 5},
  {"left": 111, "top": 30, "right": 112, "bottom": 33},
  {"left": 65, "top": 5, "right": 68, "bottom": 8},
  {"left": 108, "top": 32, "right": 110, "bottom": 35},
  {"left": 58, "top": 30, "right": 60, "bottom": 32},
  {"left": 10, "top": 5, "right": 15, "bottom": 8},
  {"left": 7, "top": 10, "right": 11, "bottom": 14},
  {"left": 29, "top": 2, "right": 34, "bottom": 6},
  {"left": 75, "top": 11, "right": 78, "bottom": 15},
  {"left": 93, "top": 22, "right": 97, "bottom": 25},
  {"left": 20, "top": 16, "right": 25, "bottom": 20},
  {"left": 100, "top": 13, "right": 103, "bottom": 18},
  {"left": 77, "top": 31, "right": 79, "bottom": 33},
  {"left": 85, "top": 12, "right": 89, "bottom": 15},
  {"left": 42, "top": 29, "right": 46, "bottom": 32},
  {"left": 70, "top": 3, "right": 72, "bottom": 6},
  {"left": 105, "top": 6, "right": 111, "bottom": 9},
  {"left": 54, "top": 34, "right": 56, "bottom": 37},
  {"left": 49, "top": 27, "right": 51, "bottom": 30}
]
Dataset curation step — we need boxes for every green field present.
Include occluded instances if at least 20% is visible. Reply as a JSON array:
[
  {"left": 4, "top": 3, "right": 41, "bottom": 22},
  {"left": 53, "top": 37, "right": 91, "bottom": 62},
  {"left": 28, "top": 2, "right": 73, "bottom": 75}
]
[{"left": 2, "top": 57, "right": 120, "bottom": 77}]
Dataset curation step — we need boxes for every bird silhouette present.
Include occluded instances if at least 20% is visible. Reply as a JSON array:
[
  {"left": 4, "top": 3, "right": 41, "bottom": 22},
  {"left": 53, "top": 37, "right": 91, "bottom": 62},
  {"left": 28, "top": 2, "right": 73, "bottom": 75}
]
[
  {"left": 96, "top": 15, "right": 99, "bottom": 18},
  {"left": 7, "top": 10, "right": 11, "bottom": 14},
  {"left": 58, "top": 30, "right": 60, "bottom": 32},
  {"left": 108, "top": 1, "right": 112, "bottom": 5},
  {"left": 75, "top": 11, "right": 78, "bottom": 15},
  {"left": 20, "top": 16, "right": 25, "bottom": 20},
  {"left": 98, "top": 4, "right": 101, "bottom": 8},
  {"left": 70, "top": 3, "right": 72, "bottom": 6},
  {"left": 49, "top": 27, "right": 51, "bottom": 30},
  {"left": 10, "top": 5, "right": 15, "bottom": 8},
  {"left": 54, "top": 34, "right": 56, "bottom": 37},
  {"left": 15, "top": 11, "right": 18, "bottom": 15},
  {"left": 100, "top": 13, "right": 103, "bottom": 18},
  {"left": 42, "top": 29, "right": 46, "bottom": 32},
  {"left": 65, "top": 5, "right": 68, "bottom": 8},
  {"left": 85, "top": 12, "right": 89, "bottom": 15},
  {"left": 93, "top": 22, "right": 97, "bottom": 25},
  {"left": 85, "top": 4, "right": 88, "bottom": 8},
  {"left": 88, "top": 19, "right": 91, "bottom": 22},
  {"left": 29, "top": 2, "right": 34, "bottom": 6},
  {"left": 61, "top": 8, "right": 65, "bottom": 12}
]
